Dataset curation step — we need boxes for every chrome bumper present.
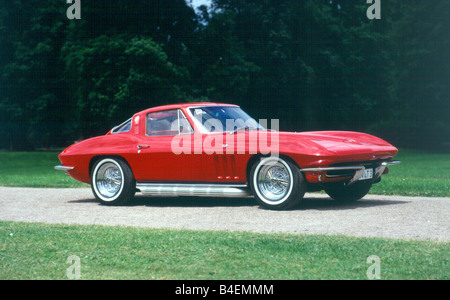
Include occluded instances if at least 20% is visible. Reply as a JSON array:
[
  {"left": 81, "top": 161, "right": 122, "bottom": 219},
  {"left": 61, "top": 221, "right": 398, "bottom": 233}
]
[
  {"left": 373, "top": 160, "right": 401, "bottom": 181},
  {"left": 54, "top": 165, "right": 75, "bottom": 171},
  {"left": 301, "top": 161, "right": 401, "bottom": 185}
]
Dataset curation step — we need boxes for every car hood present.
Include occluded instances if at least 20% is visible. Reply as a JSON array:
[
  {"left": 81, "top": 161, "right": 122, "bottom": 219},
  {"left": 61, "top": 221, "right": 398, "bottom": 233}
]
[{"left": 277, "top": 130, "right": 398, "bottom": 159}]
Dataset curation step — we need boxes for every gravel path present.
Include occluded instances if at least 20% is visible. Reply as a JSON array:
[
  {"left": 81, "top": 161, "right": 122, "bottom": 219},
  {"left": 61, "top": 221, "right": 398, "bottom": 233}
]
[{"left": 0, "top": 187, "right": 448, "bottom": 241}]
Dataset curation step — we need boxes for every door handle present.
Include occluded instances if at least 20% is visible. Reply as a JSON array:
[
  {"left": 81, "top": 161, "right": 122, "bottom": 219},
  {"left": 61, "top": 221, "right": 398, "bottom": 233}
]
[{"left": 137, "top": 144, "right": 150, "bottom": 150}]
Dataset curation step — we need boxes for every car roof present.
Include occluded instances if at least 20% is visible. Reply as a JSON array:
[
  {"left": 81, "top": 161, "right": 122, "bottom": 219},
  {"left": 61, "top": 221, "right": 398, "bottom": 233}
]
[{"left": 136, "top": 102, "right": 239, "bottom": 115}]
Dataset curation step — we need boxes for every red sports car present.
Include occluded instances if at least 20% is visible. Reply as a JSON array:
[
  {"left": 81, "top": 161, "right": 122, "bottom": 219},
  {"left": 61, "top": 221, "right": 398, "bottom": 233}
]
[{"left": 55, "top": 102, "right": 400, "bottom": 210}]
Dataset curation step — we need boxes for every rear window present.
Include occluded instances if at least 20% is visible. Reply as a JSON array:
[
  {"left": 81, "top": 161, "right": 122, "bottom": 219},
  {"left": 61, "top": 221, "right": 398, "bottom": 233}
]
[{"left": 111, "top": 118, "right": 132, "bottom": 134}]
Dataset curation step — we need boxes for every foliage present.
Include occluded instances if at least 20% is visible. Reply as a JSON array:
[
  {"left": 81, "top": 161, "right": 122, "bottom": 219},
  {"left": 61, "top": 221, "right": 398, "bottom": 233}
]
[
  {"left": 62, "top": 35, "right": 189, "bottom": 137},
  {"left": 0, "top": 0, "right": 448, "bottom": 149}
]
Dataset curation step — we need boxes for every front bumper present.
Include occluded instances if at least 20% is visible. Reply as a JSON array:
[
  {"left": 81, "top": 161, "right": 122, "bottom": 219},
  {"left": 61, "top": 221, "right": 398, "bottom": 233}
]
[
  {"left": 301, "top": 160, "right": 401, "bottom": 185},
  {"left": 54, "top": 165, "right": 75, "bottom": 171}
]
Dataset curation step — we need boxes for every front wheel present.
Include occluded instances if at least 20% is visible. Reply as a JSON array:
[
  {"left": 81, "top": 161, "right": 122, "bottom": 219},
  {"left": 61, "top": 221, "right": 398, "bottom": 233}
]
[
  {"left": 91, "top": 158, "right": 136, "bottom": 205},
  {"left": 250, "top": 157, "right": 306, "bottom": 210},
  {"left": 324, "top": 181, "right": 372, "bottom": 202}
]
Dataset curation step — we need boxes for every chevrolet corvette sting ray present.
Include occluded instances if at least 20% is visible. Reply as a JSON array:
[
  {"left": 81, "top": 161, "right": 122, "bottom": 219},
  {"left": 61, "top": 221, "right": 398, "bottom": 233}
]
[{"left": 55, "top": 102, "right": 400, "bottom": 210}]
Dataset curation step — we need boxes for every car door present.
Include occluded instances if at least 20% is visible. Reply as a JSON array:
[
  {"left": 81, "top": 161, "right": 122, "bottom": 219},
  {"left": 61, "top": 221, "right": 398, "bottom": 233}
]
[
  {"left": 134, "top": 109, "right": 200, "bottom": 182},
  {"left": 186, "top": 106, "right": 250, "bottom": 183}
]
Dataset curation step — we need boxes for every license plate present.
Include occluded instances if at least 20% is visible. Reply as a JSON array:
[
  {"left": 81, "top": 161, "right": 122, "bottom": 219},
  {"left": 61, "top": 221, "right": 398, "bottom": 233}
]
[{"left": 359, "top": 168, "right": 373, "bottom": 180}]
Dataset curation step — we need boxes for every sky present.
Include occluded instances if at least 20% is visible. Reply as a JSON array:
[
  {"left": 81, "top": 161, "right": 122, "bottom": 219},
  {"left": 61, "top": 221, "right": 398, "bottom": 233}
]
[{"left": 186, "top": 0, "right": 212, "bottom": 9}]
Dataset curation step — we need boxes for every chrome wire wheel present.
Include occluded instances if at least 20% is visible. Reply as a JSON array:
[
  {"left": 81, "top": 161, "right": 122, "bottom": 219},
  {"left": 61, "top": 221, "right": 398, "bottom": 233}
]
[
  {"left": 257, "top": 162, "right": 291, "bottom": 202},
  {"left": 92, "top": 159, "right": 124, "bottom": 202},
  {"left": 252, "top": 157, "right": 295, "bottom": 206}
]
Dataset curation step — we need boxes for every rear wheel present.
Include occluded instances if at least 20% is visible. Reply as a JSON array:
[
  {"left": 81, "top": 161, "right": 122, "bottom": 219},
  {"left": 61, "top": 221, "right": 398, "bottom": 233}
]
[
  {"left": 250, "top": 157, "right": 306, "bottom": 210},
  {"left": 324, "top": 181, "right": 372, "bottom": 202},
  {"left": 91, "top": 158, "right": 136, "bottom": 205}
]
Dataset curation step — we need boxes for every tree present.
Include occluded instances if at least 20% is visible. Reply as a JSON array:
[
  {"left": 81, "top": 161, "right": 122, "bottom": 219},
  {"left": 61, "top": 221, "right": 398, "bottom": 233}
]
[
  {"left": 189, "top": 9, "right": 259, "bottom": 102},
  {"left": 0, "top": 0, "right": 69, "bottom": 149},
  {"left": 0, "top": 0, "right": 200, "bottom": 148},
  {"left": 385, "top": 0, "right": 450, "bottom": 147},
  {"left": 1, "top": 0, "right": 447, "bottom": 150},
  {"left": 62, "top": 35, "right": 190, "bottom": 138}
]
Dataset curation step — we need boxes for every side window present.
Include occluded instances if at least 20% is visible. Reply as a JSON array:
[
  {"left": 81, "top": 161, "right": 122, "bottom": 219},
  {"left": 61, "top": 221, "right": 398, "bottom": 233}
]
[{"left": 146, "top": 109, "right": 193, "bottom": 137}]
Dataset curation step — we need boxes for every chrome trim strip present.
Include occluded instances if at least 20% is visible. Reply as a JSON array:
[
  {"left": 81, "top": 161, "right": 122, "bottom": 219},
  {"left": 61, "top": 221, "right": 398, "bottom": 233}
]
[
  {"left": 300, "top": 166, "right": 365, "bottom": 172},
  {"left": 54, "top": 165, "right": 74, "bottom": 171},
  {"left": 136, "top": 183, "right": 252, "bottom": 198},
  {"left": 386, "top": 160, "right": 401, "bottom": 166}
]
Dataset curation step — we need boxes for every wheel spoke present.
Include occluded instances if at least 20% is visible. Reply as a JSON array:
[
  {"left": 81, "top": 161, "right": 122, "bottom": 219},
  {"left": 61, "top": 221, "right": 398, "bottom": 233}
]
[
  {"left": 110, "top": 177, "right": 121, "bottom": 186},
  {"left": 273, "top": 177, "right": 289, "bottom": 185}
]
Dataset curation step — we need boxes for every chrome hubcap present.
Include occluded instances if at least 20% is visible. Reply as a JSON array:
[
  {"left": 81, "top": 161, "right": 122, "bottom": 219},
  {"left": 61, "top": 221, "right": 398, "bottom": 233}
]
[
  {"left": 257, "top": 162, "right": 291, "bottom": 202},
  {"left": 95, "top": 162, "right": 122, "bottom": 199}
]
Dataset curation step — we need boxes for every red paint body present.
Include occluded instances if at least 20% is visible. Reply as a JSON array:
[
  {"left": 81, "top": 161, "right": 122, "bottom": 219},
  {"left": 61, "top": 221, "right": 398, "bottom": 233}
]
[{"left": 58, "top": 103, "right": 398, "bottom": 185}]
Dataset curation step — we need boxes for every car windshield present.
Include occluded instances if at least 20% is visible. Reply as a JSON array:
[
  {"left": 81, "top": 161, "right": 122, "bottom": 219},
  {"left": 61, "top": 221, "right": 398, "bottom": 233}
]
[{"left": 189, "top": 106, "right": 264, "bottom": 133}]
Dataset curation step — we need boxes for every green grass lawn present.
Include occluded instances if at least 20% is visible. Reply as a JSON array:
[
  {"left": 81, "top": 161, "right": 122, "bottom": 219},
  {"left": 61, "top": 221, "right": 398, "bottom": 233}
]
[
  {"left": 0, "top": 221, "right": 448, "bottom": 280},
  {"left": 370, "top": 149, "right": 450, "bottom": 197},
  {"left": 0, "top": 149, "right": 448, "bottom": 196},
  {"left": 0, "top": 151, "right": 448, "bottom": 280},
  {"left": 0, "top": 151, "right": 88, "bottom": 188}
]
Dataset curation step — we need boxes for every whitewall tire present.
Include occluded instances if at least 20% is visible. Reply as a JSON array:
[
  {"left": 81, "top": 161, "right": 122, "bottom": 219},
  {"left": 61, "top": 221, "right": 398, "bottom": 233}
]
[
  {"left": 91, "top": 158, "right": 136, "bottom": 205},
  {"left": 250, "top": 157, "right": 305, "bottom": 210}
]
